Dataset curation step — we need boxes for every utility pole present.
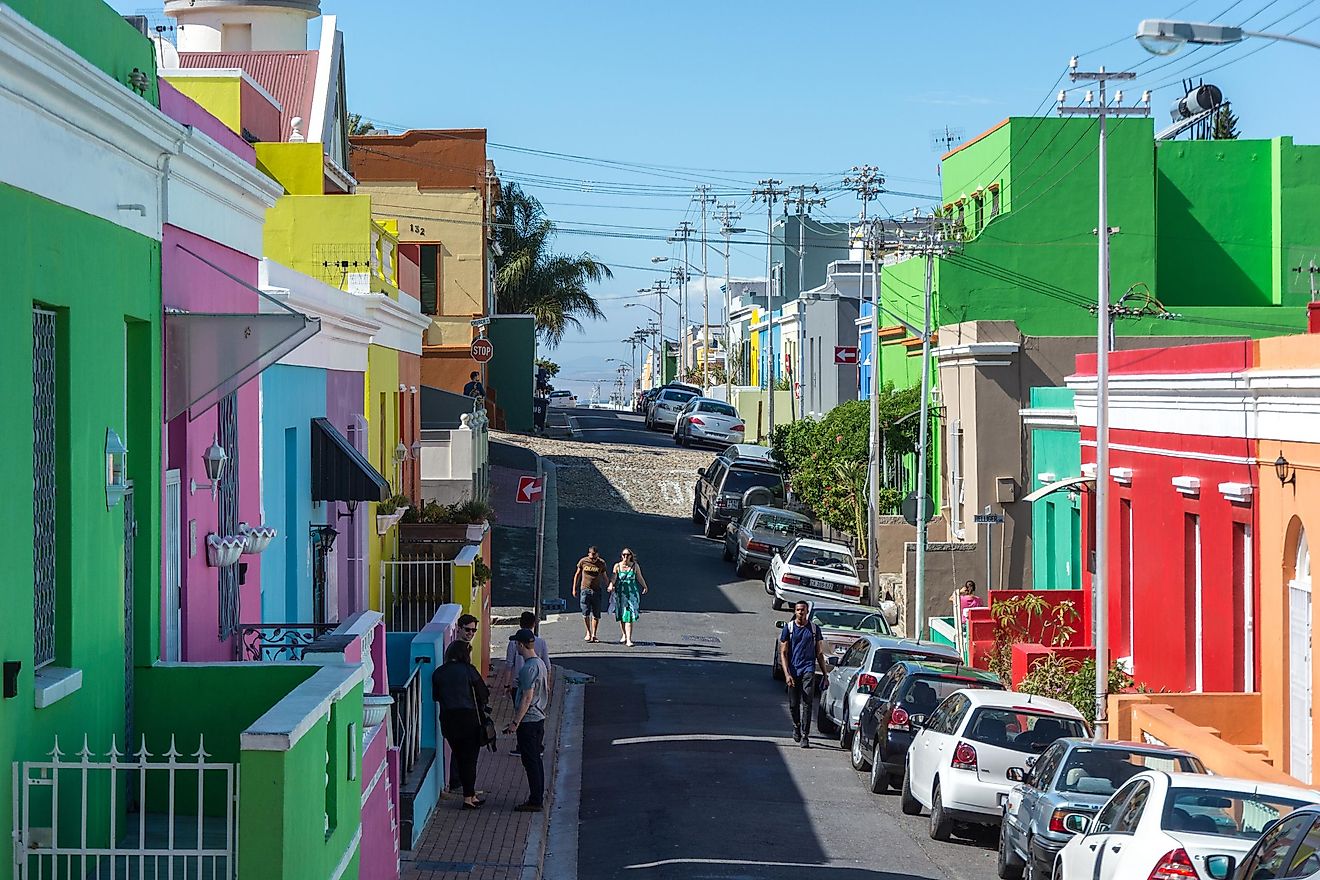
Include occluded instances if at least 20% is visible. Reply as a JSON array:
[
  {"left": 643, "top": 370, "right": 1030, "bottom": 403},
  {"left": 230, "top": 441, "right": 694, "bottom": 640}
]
[
  {"left": 716, "top": 202, "right": 742, "bottom": 401},
  {"left": 638, "top": 280, "right": 671, "bottom": 383},
  {"left": 1059, "top": 60, "right": 1148, "bottom": 736},
  {"left": 785, "top": 184, "right": 827, "bottom": 421},
  {"left": 672, "top": 221, "right": 696, "bottom": 381},
  {"left": 752, "top": 179, "right": 789, "bottom": 437},
  {"left": 695, "top": 186, "right": 717, "bottom": 391}
]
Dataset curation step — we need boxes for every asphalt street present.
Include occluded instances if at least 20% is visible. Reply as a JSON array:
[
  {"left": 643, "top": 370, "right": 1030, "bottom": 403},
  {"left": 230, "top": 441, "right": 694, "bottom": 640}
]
[{"left": 542, "top": 408, "right": 996, "bottom": 880}]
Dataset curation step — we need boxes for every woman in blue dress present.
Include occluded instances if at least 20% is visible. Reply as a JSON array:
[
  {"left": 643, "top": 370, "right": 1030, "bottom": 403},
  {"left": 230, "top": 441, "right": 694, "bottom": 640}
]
[{"left": 608, "top": 548, "right": 649, "bottom": 647}]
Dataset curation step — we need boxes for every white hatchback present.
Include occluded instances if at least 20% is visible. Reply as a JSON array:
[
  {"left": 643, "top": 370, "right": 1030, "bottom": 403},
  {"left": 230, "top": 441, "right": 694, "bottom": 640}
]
[
  {"left": 900, "top": 689, "right": 1090, "bottom": 840},
  {"left": 766, "top": 538, "right": 863, "bottom": 608},
  {"left": 1054, "top": 771, "right": 1320, "bottom": 880}
]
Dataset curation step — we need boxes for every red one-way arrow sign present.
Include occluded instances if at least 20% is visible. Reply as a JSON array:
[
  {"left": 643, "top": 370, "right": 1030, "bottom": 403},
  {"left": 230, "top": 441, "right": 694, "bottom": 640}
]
[
  {"left": 834, "top": 346, "right": 859, "bottom": 365},
  {"left": 516, "top": 475, "right": 545, "bottom": 504}
]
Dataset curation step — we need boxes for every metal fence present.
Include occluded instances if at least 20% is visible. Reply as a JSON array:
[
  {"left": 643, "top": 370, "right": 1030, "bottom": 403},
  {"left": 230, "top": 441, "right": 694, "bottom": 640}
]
[
  {"left": 32, "top": 307, "right": 57, "bottom": 669},
  {"left": 389, "top": 665, "right": 423, "bottom": 777},
  {"left": 234, "top": 623, "right": 338, "bottom": 661},
  {"left": 13, "top": 736, "right": 236, "bottom": 879},
  {"left": 380, "top": 559, "right": 454, "bottom": 633}
]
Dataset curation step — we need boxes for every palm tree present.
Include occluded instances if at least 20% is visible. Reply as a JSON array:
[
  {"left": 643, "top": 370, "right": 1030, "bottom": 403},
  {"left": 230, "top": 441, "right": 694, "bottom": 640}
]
[
  {"left": 494, "top": 182, "right": 610, "bottom": 346},
  {"left": 348, "top": 114, "right": 378, "bottom": 136}
]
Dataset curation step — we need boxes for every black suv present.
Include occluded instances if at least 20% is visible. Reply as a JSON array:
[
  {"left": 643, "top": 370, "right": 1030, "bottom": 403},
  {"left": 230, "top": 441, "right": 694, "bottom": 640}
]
[
  {"left": 692, "top": 457, "right": 785, "bottom": 538},
  {"left": 850, "top": 661, "right": 1004, "bottom": 793}
]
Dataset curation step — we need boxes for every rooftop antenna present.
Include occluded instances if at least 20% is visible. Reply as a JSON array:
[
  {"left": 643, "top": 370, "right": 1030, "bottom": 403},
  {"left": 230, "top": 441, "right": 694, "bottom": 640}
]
[{"left": 930, "top": 126, "right": 965, "bottom": 177}]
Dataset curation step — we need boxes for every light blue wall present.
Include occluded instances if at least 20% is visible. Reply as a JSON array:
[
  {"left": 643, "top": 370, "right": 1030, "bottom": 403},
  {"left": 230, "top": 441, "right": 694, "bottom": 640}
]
[{"left": 261, "top": 364, "right": 328, "bottom": 622}]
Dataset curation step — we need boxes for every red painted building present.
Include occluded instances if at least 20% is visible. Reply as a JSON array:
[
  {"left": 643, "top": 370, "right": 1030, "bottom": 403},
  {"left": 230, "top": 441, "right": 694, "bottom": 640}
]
[{"left": 1070, "top": 341, "right": 1260, "bottom": 694}]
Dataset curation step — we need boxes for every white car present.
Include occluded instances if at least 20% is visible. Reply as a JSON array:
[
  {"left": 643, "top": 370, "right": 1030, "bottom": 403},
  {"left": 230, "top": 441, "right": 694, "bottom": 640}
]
[
  {"left": 1053, "top": 771, "right": 1320, "bottom": 880},
  {"left": 766, "top": 538, "right": 863, "bottom": 609},
  {"left": 673, "top": 398, "right": 745, "bottom": 447},
  {"left": 646, "top": 387, "right": 698, "bottom": 430},
  {"left": 900, "top": 689, "right": 1090, "bottom": 840},
  {"left": 548, "top": 389, "right": 577, "bottom": 408}
]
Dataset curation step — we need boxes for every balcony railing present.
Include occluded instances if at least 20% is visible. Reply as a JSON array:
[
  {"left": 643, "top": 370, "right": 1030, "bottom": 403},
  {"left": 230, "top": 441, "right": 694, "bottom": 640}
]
[
  {"left": 389, "top": 664, "right": 423, "bottom": 777},
  {"left": 381, "top": 559, "right": 455, "bottom": 633},
  {"left": 235, "top": 623, "right": 338, "bottom": 661}
]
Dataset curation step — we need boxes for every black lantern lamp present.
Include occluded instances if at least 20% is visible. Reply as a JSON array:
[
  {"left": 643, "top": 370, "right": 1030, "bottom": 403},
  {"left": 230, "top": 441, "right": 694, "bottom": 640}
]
[{"left": 1275, "top": 451, "right": 1296, "bottom": 487}]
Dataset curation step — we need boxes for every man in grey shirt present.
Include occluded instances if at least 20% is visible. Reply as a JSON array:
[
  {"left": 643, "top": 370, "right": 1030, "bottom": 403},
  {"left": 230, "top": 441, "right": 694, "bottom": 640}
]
[{"left": 504, "top": 628, "right": 548, "bottom": 811}]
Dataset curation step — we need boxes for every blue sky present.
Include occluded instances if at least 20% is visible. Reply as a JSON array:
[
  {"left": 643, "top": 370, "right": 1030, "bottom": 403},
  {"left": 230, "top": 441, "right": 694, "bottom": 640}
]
[{"left": 118, "top": 0, "right": 1320, "bottom": 398}]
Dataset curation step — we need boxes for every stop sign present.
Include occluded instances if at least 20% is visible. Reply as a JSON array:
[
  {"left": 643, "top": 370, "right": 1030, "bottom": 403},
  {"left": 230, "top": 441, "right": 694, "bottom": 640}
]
[{"left": 470, "top": 337, "right": 494, "bottom": 363}]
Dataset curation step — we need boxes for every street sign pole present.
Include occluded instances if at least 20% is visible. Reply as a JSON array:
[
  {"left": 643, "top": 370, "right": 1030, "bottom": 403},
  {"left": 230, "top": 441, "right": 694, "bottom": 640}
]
[{"left": 972, "top": 509, "right": 1006, "bottom": 590}]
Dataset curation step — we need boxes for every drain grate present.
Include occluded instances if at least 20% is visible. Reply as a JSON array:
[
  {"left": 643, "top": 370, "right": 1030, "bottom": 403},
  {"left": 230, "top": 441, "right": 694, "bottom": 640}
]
[{"left": 682, "top": 634, "right": 722, "bottom": 645}]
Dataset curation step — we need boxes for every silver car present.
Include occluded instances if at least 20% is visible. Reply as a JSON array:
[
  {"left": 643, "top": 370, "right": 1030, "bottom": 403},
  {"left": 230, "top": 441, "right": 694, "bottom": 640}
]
[
  {"left": 722, "top": 505, "right": 813, "bottom": 576},
  {"left": 674, "top": 398, "right": 745, "bottom": 447},
  {"left": 646, "top": 388, "right": 698, "bottom": 430},
  {"left": 998, "top": 738, "right": 1205, "bottom": 880}
]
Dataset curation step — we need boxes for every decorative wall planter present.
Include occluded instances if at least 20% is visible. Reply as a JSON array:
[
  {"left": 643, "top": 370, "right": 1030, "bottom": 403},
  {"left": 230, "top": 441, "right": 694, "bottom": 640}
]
[
  {"left": 206, "top": 534, "right": 245, "bottom": 568},
  {"left": 376, "top": 508, "right": 408, "bottom": 536},
  {"left": 239, "top": 523, "right": 278, "bottom": 554},
  {"left": 362, "top": 693, "right": 393, "bottom": 727},
  {"left": 398, "top": 522, "right": 486, "bottom": 545}
]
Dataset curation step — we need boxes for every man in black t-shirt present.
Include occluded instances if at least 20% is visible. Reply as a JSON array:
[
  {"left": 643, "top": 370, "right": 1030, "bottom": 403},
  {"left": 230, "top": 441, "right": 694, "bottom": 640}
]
[
  {"left": 463, "top": 371, "right": 485, "bottom": 398},
  {"left": 572, "top": 546, "right": 608, "bottom": 642}
]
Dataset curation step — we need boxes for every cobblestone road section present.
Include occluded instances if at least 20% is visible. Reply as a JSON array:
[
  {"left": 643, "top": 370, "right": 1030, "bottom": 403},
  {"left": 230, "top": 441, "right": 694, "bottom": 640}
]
[{"left": 493, "top": 433, "right": 711, "bottom": 518}]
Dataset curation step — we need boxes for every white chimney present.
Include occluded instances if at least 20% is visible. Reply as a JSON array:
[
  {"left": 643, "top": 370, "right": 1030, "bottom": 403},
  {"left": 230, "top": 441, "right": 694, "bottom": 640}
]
[{"left": 165, "top": 0, "right": 321, "bottom": 53}]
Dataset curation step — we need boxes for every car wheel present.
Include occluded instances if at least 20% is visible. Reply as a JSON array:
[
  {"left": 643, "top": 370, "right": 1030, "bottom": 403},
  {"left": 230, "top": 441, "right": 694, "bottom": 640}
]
[
  {"left": 816, "top": 703, "right": 837, "bottom": 737},
  {"left": 849, "top": 726, "right": 870, "bottom": 771},
  {"left": 722, "top": 541, "right": 733, "bottom": 562},
  {"left": 900, "top": 763, "right": 922, "bottom": 816},
  {"left": 770, "top": 646, "right": 784, "bottom": 681},
  {"left": 929, "top": 780, "right": 954, "bottom": 842},
  {"left": 703, "top": 511, "right": 721, "bottom": 539},
  {"left": 868, "top": 741, "right": 888, "bottom": 792},
  {"left": 770, "top": 581, "right": 784, "bottom": 611},
  {"left": 692, "top": 492, "right": 704, "bottom": 524},
  {"left": 734, "top": 554, "right": 751, "bottom": 577},
  {"left": 1025, "top": 855, "right": 1048, "bottom": 880},
  {"left": 997, "top": 820, "right": 1025, "bottom": 879}
]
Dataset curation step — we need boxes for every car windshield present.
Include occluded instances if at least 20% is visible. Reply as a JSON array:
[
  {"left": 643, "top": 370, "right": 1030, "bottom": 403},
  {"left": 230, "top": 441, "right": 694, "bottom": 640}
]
[
  {"left": 754, "top": 513, "right": 812, "bottom": 537},
  {"left": 698, "top": 402, "right": 739, "bottom": 417},
  {"left": 873, "top": 651, "right": 964, "bottom": 674},
  {"left": 721, "top": 470, "right": 783, "bottom": 496},
  {"left": 811, "top": 609, "right": 888, "bottom": 633},
  {"left": 788, "top": 545, "right": 854, "bottom": 573},
  {"left": 1162, "top": 788, "right": 1313, "bottom": 840},
  {"left": 962, "top": 708, "right": 1089, "bottom": 753},
  {"left": 1057, "top": 748, "right": 1204, "bottom": 797},
  {"left": 898, "top": 676, "right": 998, "bottom": 713},
  {"left": 663, "top": 391, "right": 697, "bottom": 404}
]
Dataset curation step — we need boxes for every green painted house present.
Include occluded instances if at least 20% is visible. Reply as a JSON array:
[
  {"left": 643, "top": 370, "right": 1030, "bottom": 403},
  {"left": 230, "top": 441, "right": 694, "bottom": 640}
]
[{"left": 1023, "top": 387, "right": 1082, "bottom": 591}]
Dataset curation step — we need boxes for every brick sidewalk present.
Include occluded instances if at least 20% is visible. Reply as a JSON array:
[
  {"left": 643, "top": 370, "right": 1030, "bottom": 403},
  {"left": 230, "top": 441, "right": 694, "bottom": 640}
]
[{"left": 404, "top": 661, "right": 564, "bottom": 880}]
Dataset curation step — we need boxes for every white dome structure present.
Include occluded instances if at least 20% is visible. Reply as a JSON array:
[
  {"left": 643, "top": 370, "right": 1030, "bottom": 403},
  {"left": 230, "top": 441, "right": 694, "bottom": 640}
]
[{"left": 164, "top": 0, "right": 321, "bottom": 53}]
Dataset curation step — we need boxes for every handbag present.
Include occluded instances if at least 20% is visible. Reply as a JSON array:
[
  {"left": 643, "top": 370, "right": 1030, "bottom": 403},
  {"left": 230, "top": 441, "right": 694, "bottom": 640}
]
[{"left": 471, "top": 678, "right": 498, "bottom": 751}]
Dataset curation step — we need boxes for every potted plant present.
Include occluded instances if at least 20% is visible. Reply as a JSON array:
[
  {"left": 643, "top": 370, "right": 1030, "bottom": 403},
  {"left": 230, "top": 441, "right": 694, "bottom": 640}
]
[
  {"left": 375, "top": 493, "right": 411, "bottom": 535},
  {"left": 398, "top": 498, "right": 494, "bottom": 545}
]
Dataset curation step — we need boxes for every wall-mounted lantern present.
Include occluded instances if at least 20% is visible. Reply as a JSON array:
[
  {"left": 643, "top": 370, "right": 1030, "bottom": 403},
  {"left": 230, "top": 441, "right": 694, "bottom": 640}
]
[
  {"left": 312, "top": 524, "right": 339, "bottom": 554},
  {"left": 105, "top": 428, "right": 129, "bottom": 508},
  {"left": 393, "top": 441, "right": 409, "bottom": 465},
  {"left": 190, "top": 435, "right": 229, "bottom": 497},
  {"left": 1275, "top": 451, "right": 1296, "bottom": 487}
]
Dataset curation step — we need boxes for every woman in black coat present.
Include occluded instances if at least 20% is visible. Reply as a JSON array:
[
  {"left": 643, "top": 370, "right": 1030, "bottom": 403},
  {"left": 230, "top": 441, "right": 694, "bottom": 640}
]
[{"left": 431, "top": 639, "right": 490, "bottom": 808}]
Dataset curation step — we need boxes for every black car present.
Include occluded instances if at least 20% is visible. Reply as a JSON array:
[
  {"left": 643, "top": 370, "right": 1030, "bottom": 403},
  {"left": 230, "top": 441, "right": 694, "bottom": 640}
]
[
  {"left": 1203, "top": 803, "right": 1320, "bottom": 880},
  {"left": 850, "top": 660, "right": 1004, "bottom": 792},
  {"left": 692, "top": 457, "right": 785, "bottom": 538}
]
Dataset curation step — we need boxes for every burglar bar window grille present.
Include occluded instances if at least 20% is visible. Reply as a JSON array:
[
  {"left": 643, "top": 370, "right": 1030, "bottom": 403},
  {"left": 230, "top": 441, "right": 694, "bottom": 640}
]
[
  {"left": 33, "top": 307, "right": 57, "bottom": 669},
  {"left": 217, "top": 392, "right": 240, "bottom": 639}
]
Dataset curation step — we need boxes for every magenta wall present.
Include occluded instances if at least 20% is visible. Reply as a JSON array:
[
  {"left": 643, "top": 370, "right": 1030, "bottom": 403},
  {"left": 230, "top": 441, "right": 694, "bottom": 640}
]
[
  {"left": 159, "top": 81, "right": 256, "bottom": 166},
  {"left": 163, "top": 226, "right": 264, "bottom": 662},
  {"left": 326, "top": 369, "right": 367, "bottom": 617}
]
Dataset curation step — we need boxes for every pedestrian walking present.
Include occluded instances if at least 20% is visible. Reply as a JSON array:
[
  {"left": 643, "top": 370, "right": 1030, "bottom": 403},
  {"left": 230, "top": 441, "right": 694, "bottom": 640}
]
[
  {"left": 572, "top": 546, "right": 609, "bottom": 642},
  {"left": 608, "top": 548, "right": 649, "bottom": 647},
  {"left": 447, "top": 613, "right": 481, "bottom": 794},
  {"left": 779, "top": 600, "right": 827, "bottom": 748},
  {"left": 504, "top": 628, "right": 550, "bottom": 812},
  {"left": 432, "top": 639, "right": 490, "bottom": 809}
]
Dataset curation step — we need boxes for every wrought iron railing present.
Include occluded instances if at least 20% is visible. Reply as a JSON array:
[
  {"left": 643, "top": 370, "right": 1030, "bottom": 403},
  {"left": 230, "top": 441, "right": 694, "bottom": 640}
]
[
  {"left": 235, "top": 623, "right": 338, "bottom": 661},
  {"left": 381, "top": 558, "right": 454, "bottom": 633},
  {"left": 389, "top": 664, "right": 423, "bottom": 777}
]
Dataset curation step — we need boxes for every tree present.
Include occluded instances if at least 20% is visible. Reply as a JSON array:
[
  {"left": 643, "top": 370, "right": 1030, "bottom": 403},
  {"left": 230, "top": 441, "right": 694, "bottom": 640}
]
[
  {"left": 494, "top": 182, "right": 610, "bottom": 346},
  {"left": 348, "top": 114, "right": 378, "bottom": 136},
  {"left": 535, "top": 357, "right": 560, "bottom": 377},
  {"left": 1212, "top": 105, "right": 1239, "bottom": 140}
]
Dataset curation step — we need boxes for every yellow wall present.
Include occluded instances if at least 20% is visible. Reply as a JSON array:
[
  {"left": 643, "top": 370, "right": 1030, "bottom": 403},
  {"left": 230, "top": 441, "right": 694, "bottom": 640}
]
[
  {"left": 161, "top": 73, "right": 241, "bottom": 133},
  {"left": 264, "top": 194, "right": 400, "bottom": 296},
  {"left": 357, "top": 182, "right": 487, "bottom": 344},
  {"left": 255, "top": 142, "right": 325, "bottom": 196},
  {"left": 749, "top": 309, "right": 762, "bottom": 387},
  {"left": 365, "top": 344, "right": 402, "bottom": 612}
]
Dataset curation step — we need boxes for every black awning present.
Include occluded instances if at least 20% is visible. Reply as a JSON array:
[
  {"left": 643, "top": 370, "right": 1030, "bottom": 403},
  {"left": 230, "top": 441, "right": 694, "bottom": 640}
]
[{"left": 311, "top": 418, "right": 390, "bottom": 503}]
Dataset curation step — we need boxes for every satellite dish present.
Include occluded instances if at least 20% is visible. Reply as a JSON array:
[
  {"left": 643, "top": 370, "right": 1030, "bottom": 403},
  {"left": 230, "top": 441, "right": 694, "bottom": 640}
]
[{"left": 155, "top": 36, "right": 180, "bottom": 69}]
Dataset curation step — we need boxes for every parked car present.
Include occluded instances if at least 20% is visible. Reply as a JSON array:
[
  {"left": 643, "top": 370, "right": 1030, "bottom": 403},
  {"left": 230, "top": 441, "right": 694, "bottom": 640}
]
[
  {"left": 851, "top": 661, "right": 1002, "bottom": 785},
  {"left": 1053, "top": 771, "right": 1320, "bottom": 880},
  {"left": 900, "top": 689, "right": 1090, "bottom": 841},
  {"left": 825, "top": 647, "right": 974, "bottom": 753},
  {"left": 1211, "top": 802, "right": 1320, "bottom": 880},
  {"left": 724, "top": 505, "right": 813, "bottom": 576},
  {"left": 715, "top": 443, "right": 776, "bottom": 468},
  {"left": 646, "top": 387, "right": 699, "bottom": 430},
  {"left": 766, "top": 537, "right": 863, "bottom": 608},
  {"left": 635, "top": 388, "right": 659, "bottom": 414},
  {"left": 768, "top": 604, "right": 893, "bottom": 682},
  {"left": 674, "top": 398, "right": 745, "bottom": 447},
  {"left": 692, "top": 457, "right": 785, "bottom": 538},
  {"left": 548, "top": 389, "right": 577, "bottom": 408},
  {"left": 997, "top": 739, "right": 1204, "bottom": 880}
]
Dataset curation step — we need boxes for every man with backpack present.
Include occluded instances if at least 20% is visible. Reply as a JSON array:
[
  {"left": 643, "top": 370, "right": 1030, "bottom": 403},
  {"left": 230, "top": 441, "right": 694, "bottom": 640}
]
[{"left": 779, "top": 599, "right": 828, "bottom": 748}]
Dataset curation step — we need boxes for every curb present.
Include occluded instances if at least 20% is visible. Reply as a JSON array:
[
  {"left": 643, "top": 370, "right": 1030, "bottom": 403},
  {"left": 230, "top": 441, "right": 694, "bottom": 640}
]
[{"left": 520, "top": 665, "right": 589, "bottom": 879}]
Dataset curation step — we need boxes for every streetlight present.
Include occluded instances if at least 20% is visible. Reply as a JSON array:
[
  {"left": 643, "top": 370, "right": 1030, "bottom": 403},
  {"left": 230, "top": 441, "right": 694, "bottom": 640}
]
[{"left": 1136, "top": 17, "right": 1320, "bottom": 53}]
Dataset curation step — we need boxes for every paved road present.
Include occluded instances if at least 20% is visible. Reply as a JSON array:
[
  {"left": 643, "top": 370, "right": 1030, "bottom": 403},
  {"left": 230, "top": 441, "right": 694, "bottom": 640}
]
[
  {"left": 553, "top": 404, "right": 675, "bottom": 448},
  {"left": 542, "top": 412, "right": 996, "bottom": 880}
]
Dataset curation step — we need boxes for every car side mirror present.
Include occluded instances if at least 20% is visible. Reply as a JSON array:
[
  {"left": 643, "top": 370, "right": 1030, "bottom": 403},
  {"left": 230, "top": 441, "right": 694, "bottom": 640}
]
[
  {"left": 774, "top": 620, "right": 785, "bottom": 629},
  {"left": 826, "top": 656, "right": 840, "bottom": 667},
  {"left": 697, "top": 467, "right": 706, "bottom": 477},
  {"left": 1006, "top": 767, "right": 1026, "bottom": 782},
  {"left": 910, "top": 715, "right": 927, "bottom": 729},
  {"left": 1063, "top": 814, "right": 1091, "bottom": 835},
  {"left": 1204, "top": 855, "right": 1236, "bottom": 880}
]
